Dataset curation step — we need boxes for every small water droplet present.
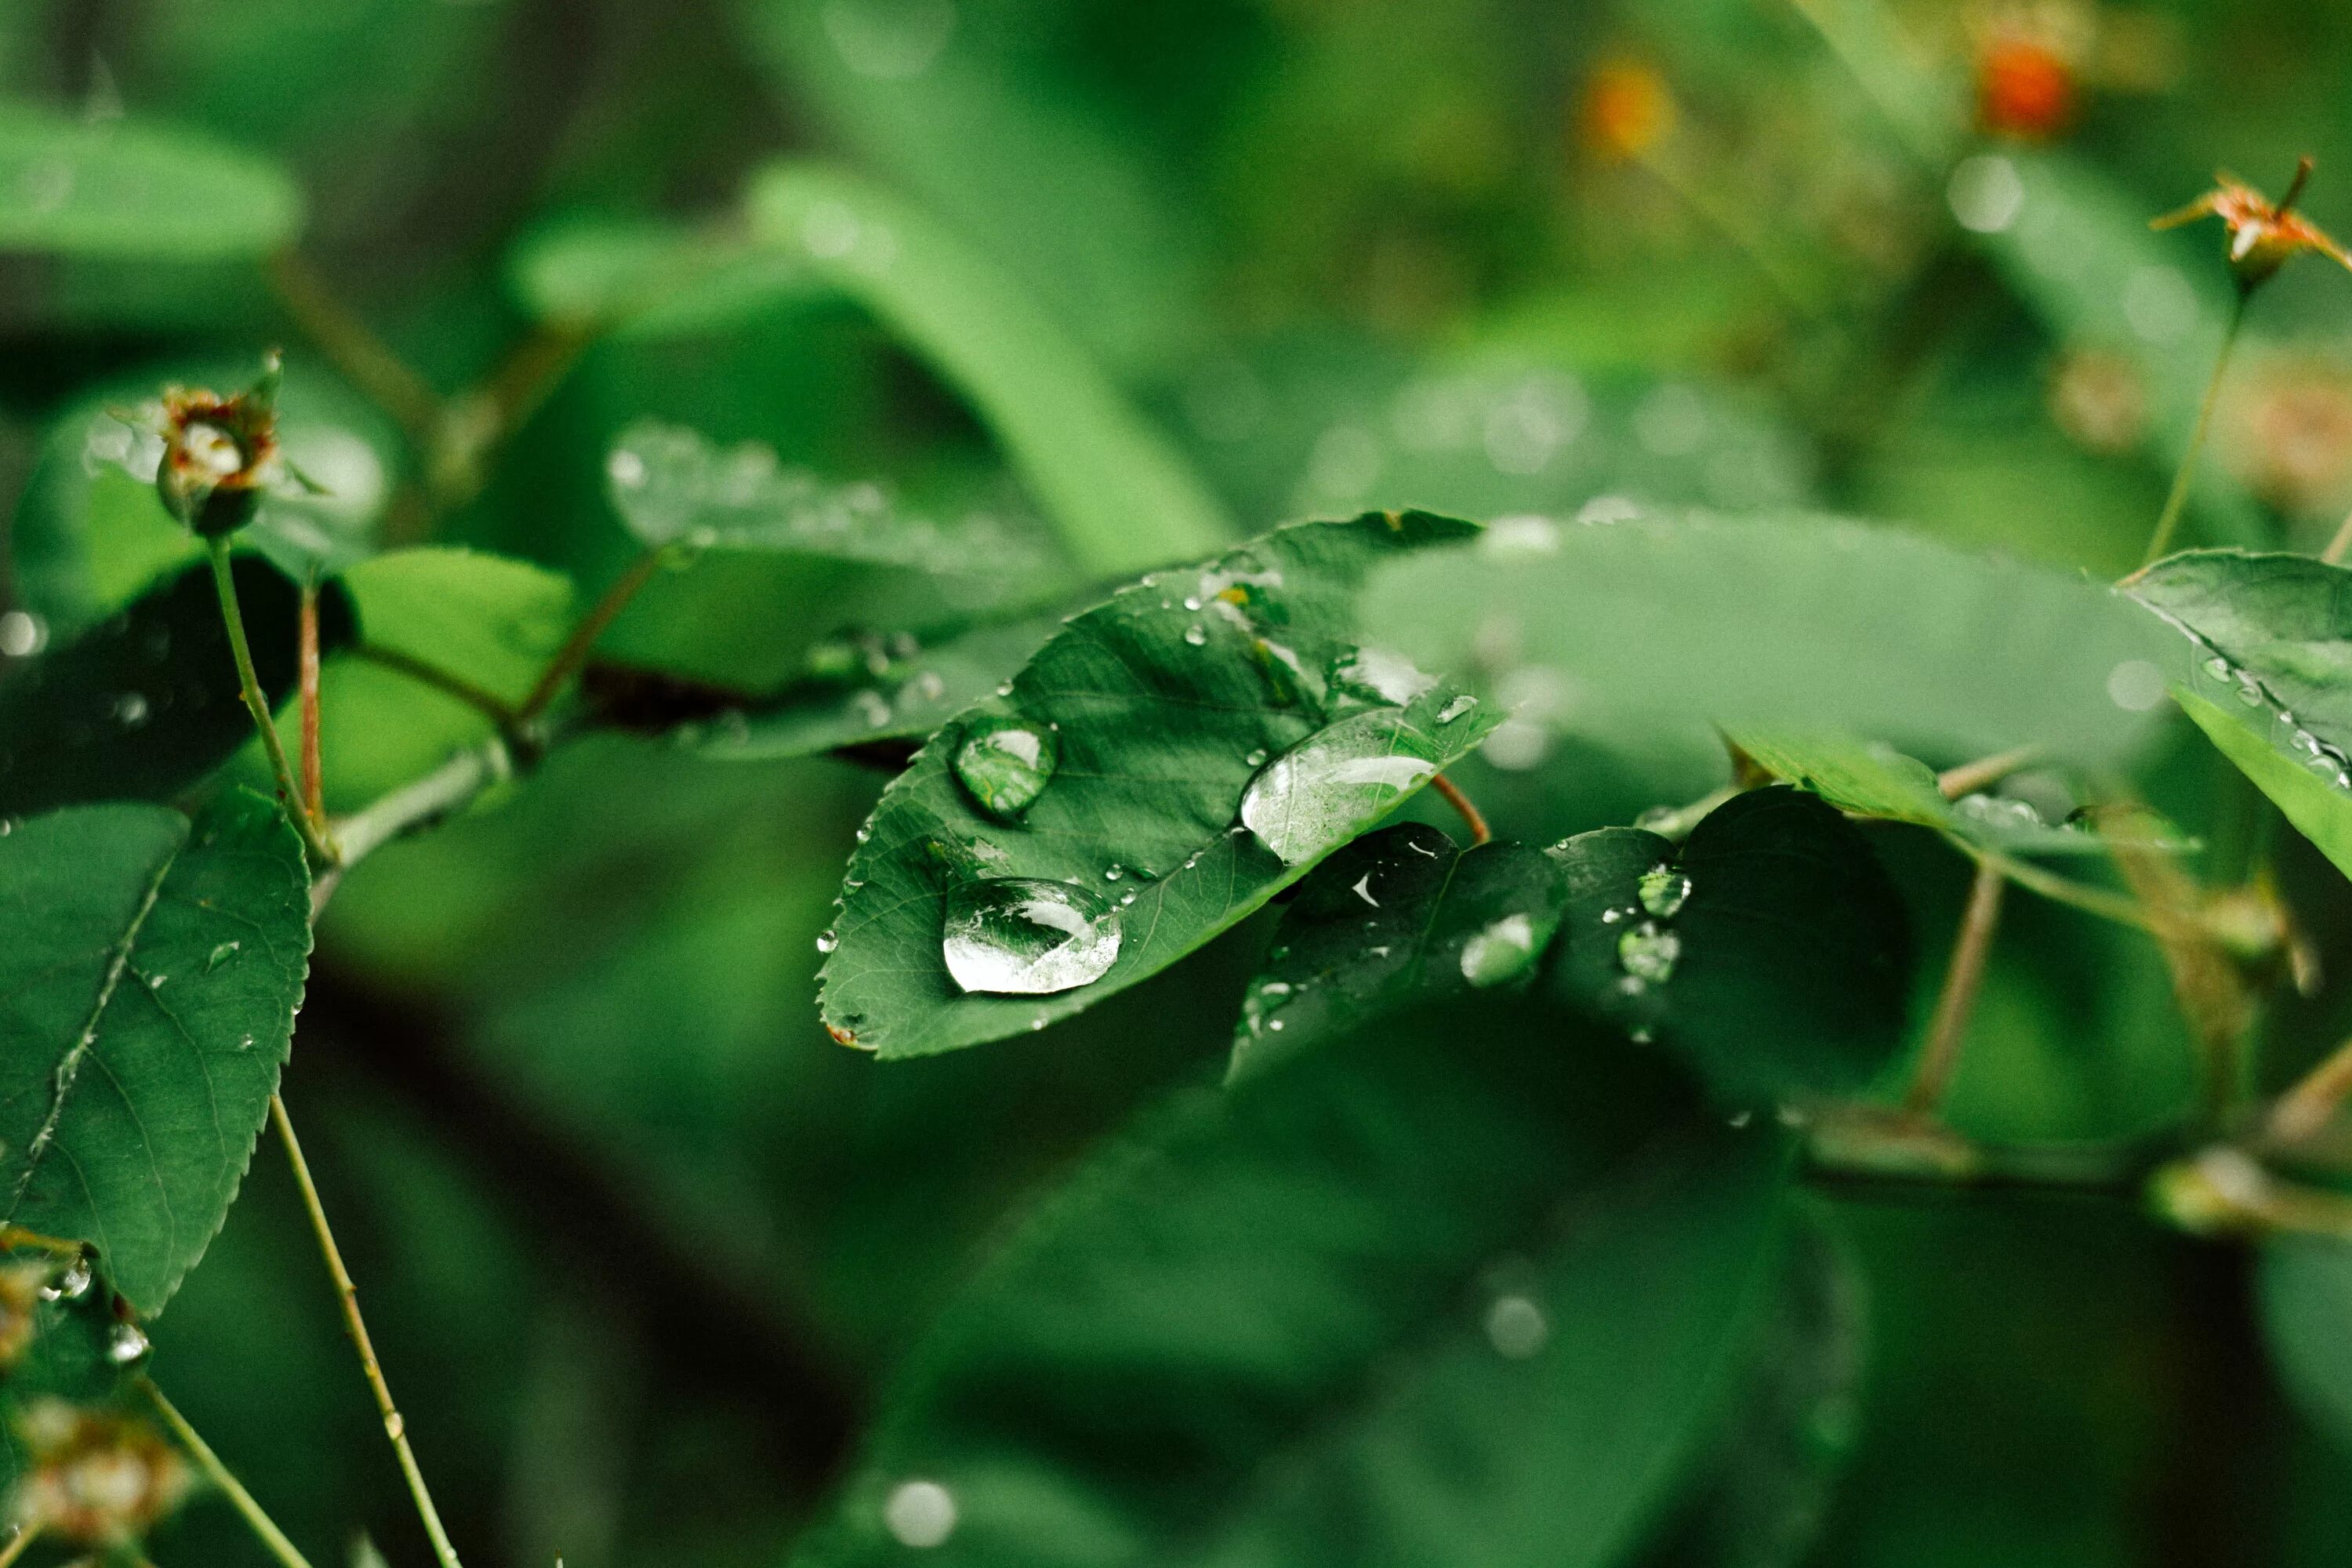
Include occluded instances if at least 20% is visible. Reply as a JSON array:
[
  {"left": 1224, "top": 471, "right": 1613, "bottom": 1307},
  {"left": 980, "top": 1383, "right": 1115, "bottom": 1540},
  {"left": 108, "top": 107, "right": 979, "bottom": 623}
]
[
  {"left": 1183, "top": 622, "right": 1208, "bottom": 646},
  {"left": 1459, "top": 913, "right": 1538, "bottom": 987},
  {"left": 144, "top": 973, "right": 168, "bottom": 991},
  {"left": 1244, "top": 748, "right": 1269, "bottom": 767},
  {"left": 952, "top": 716, "right": 1059, "bottom": 820},
  {"left": 1484, "top": 1293, "right": 1549, "bottom": 1359},
  {"left": 38, "top": 1254, "right": 92, "bottom": 1303},
  {"left": 237, "top": 1034, "right": 254, "bottom": 1051},
  {"left": 0, "top": 611, "right": 47, "bottom": 659},
  {"left": 882, "top": 1479, "right": 957, "bottom": 1548},
  {"left": 107, "top": 1323, "right": 150, "bottom": 1366},
  {"left": 205, "top": 940, "right": 240, "bottom": 972},
  {"left": 1617, "top": 921, "right": 1681, "bottom": 984},
  {"left": 113, "top": 691, "right": 150, "bottom": 728},
  {"left": 1436, "top": 694, "right": 1478, "bottom": 724},
  {"left": 1239, "top": 711, "right": 1440, "bottom": 865},
  {"left": 815, "top": 929, "right": 839, "bottom": 953},
  {"left": 941, "top": 878, "right": 1122, "bottom": 995},
  {"left": 1351, "top": 873, "right": 1379, "bottom": 907},
  {"left": 1104, "top": 866, "right": 1123, "bottom": 882},
  {"left": 1636, "top": 865, "right": 1690, "bottom": 919},
  {"left": 1325, "top": 646, "right": 1436, "bottom": 712}
]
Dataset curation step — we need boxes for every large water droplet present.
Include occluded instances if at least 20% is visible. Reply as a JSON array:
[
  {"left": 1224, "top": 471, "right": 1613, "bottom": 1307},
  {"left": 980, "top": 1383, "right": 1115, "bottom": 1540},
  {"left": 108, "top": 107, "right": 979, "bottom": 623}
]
[
  {"left": 1436, "top": 694, "right": 1478, "bottom": 724},
  {"left": 1617, "top": 921, "right": 1681, "bottom": 984},
  {"left": 1325, "top": 647, "right": 1436, "bottom": 712},
  {"left": 952, "top": 716, "right": 1058, "bottom": 820},
  {"left": 107, "top": 1323, "right": 150, "bottom": 1366},
  {"left": 1238, "top": 710, "right": 1440, "bottom": 865},
  {"left": 815, "top": 929, "right": 838, "bottom": 954},
  {"left": 1459, "top": 913, "right": 1538, "bottom": 987},
  {"left": 884, "top": 1479, "right": 958, "bottom": 1548},
  {"left": 942, "top": 878, "right": 1121, "bottom": 994},
  {"left": 38, "top": 1254, "right": 92, "bottom": 1304},
  {"left": 1636, "top": 865, "right": 1690, "bottom": 919}
]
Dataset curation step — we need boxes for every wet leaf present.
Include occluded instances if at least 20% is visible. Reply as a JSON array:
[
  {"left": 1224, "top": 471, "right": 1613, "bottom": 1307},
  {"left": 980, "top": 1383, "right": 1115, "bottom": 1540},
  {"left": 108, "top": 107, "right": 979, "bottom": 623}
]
[
  {"left": 797, "top": 1000, "right": 1794, "bottom": 1568},
  {"left": 607, "top": 420, "right": 1054, "bottom": 579},
  {"left": 0, "top": 789, "right": 310, "bottom": 1313},
  {"left": 1363, "top": 510, "right": 2182, "bottom": 771},
  {"left": 1229, "top": 822, "right": 1566, "bottom": 1080},
  {"left": 820, "top": 513, "right": 1500, "bottom": 1058},
  {"left": 0, "top": 106, "right": 303, "bottom": 261},
  {"left": 1550, "top": 788, "right": 1913, "bottom": 1105},
  {"left": 0, "top": 555, "right": 356, "bottom": 818},
  {"left": 1727, "top": 731, "right": 2129, "bottom": 858},
  {"left": 2174, "top": 688, "right": 2352, "bottom": 882}
]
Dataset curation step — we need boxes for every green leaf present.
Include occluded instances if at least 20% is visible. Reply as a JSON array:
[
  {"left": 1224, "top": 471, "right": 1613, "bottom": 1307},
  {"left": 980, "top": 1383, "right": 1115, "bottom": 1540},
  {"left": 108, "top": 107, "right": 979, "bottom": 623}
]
[
  {"left": 820, "top": 514, "right": 1501, "bottom": 1058},
  {"left": 1726, "top": 731, "right": 2144, "bottom": 858},
  {"left": 1551, "top": 787, "right": 1913, "bottom": 1105},
  {"left": 799, "top": 1001, "right": 1793, "bottom": 1568},
  {"left": 506, "top": 213, "right": 818, "bottom": 337},
  {"left": 0, "top": 789, "right": 312, "bottom": 1313},
  {"left": 0, "top": 555, "right": 357, "bottom": 818},
  {"left": 2259, "top": 1236, "right": 2352, "bottom": 1455},
  {"left": 1635, "top": 1221, "right": 1867, "bottom": 1568},
  {"left": 1229, "top": 822, "right": 1566, "bottom": 1081},
  {"left": 2173, "top": 688, "right": 2352, "bottom": 882},
  {"left": 608, "top": 420, "right": 1056, "bottom": 580},
  {"left": 0, "top": 106, "right": 303, "bottom": 261},
  {"left": 2126, "top": 550, "right": 2352, "bottom": 801},
  {"left": 745, "top": 162, "right": 1232, "bottom": 575},
  {"left": 1362, "top": 510, "right": 2182, "bottom": 770}
]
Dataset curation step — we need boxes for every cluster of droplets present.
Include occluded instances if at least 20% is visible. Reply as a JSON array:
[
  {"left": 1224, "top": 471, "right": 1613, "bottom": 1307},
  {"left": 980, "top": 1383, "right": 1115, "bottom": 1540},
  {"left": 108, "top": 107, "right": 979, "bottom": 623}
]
[
  {"left": 2188, "top": 651, "right": 2352, "bottom": 789},
  {"left": 1606, "top": 862, "right": 1693, "bottom": 1025}
]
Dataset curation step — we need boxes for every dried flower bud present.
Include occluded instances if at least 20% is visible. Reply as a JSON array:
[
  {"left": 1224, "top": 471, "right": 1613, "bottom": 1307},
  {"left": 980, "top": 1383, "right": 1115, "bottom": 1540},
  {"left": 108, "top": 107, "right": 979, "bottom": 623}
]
[
  {"left": 9, "top": 1402, "right": 191, "bottom": 1548},
  {"left": 154, "top": 351, "right": 285, "bottom": 539},
  {"left": 2154, "top": 159, "right": 2351, "bottom": 292}
]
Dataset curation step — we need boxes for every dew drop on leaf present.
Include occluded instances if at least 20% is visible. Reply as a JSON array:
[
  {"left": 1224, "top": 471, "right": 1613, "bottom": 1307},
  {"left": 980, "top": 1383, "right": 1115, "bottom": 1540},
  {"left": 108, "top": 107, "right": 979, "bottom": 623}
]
[
  {"left": 815, "top": 929, "right": 838, "bottom": 953},
  {"left": 941, "top": 878, "right": 1121, "bottom": 994},
  {"left": 107, "top": 1323, "right": 150, "bottom": 1366},
  {"left": 1636, "top": 865, "right": 1690, "bottom": 919},
  {"left": 1436, "top": 694, "right": 1479, "bottom": 724},
  {"left": 1617, "top": 920, "right": 1682, "bottom": 984},
  {"left": 1183, "top": 622, "right": 1207, "bottom": 646},
  {"left": 1324, "top": 646, "right": 1436, "bottom": 712},
  {"left": 1459, "top": 913, "right": 1539, "bottom": 987},
  {"left": 1239, "top": 710, "right": 1440, "bottom": 865},
  {"left": 38, "top": 1254, "right": 92, "bottom": 1304},
  {"left": 205, "top": 940, "right": 240, "bottom": 972},
  {"left": 1483, "top": 1293, "right": 1550, "bottom": 1359},
  {"left": 951, "top": 716, "right": 1059, "bottom": 820}
]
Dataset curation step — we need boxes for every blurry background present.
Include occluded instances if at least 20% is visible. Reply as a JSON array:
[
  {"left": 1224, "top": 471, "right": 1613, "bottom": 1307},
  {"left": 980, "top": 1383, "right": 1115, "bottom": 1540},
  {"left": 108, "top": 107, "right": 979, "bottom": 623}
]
[{"left": 9, "top": 1, "right": 2352, "bottom": 1564}]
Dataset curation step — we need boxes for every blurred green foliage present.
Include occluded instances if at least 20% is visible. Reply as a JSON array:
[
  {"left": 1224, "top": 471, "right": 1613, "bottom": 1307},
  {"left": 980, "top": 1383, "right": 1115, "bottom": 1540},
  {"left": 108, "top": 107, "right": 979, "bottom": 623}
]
[{"left": 10, "top": 0, "right": 2352, "bottom": 1564}]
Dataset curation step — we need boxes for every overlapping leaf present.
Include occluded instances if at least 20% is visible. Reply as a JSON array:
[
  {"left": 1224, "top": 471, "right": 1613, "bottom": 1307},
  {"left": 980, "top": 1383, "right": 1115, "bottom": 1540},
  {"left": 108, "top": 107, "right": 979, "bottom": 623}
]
[
  {"left": 507, "top": 214, "right": 818, "bottom": 337},
  {"left": 0, "top": 107, "right": 303, "bottom": 261},
  {"left": 819, "top": 514, "right": 1501, "bottom": 1058},
  {"left": 1229, "top": 822, "right": 1566, "bottom": 1080},
  {"left": 0, "top": 789, "right": 311, "bottom": 1313},
  {"left": 1363, "top": 510, "right": 2182, "bottom": 769},
  {"left": 2258, "top": 1236, "right": 2352, "bottom": 1455},
  {"left": 1551, "top": 787, "right": 1913, "bottom": 1105},
  {"left": 0, "top": 555, "right": 356, "bottom": 818},
  {"left": 794, "top": 1000, "right": 1792, "bottom": 1568}
]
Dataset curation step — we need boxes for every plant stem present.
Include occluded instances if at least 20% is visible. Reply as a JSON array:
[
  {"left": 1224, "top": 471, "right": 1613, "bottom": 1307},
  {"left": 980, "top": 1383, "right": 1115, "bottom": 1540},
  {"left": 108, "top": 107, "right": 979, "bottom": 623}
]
[
  {"left": 1936, "top": 746, "right": 2038, "bottom": 800},
  {"left": 353, "top": 644, "right": 517, "bottom": 728},
  {"left": 209, "top": 540, "right": 339, "bottom": 866},
  {"left": 2322, "top": 508, "right": 2352, "bottom": 566},
  {"left": 328, "top": 739, "right": 514, "bottom": 872},
  {"left": 2141, "top": 289, "right": 2249, "bottom": 568},
  {"left": 267, "top": 252, "right": 443, "bottom": 444},
  {"left": 516, "top": 550, "right": 665, "bottom": 723},
  {"left": 0, "top": 1524, "right": 38, "bottom": 1568},
  {"left": 1430, "top": 773, "right": 1490, "bottom": 844},
  {"left": 2268, "top": 1034, "right": 2352, "bottom": 1145},
  {"left": 1906, "top": 857, "right": 2006, "bottom": 1115},
  {"left": 270, "top": 1094, "right": 465, "bottom": 1568},
  {"left": 142, "top": 1378, "right": 318, "bottom": 1568},
  {"left": 1947, "top": 836, "right": 2154, "bottom": 932},
  {"left": 299, "top": 578, "right": 326, "bottom": 829}
]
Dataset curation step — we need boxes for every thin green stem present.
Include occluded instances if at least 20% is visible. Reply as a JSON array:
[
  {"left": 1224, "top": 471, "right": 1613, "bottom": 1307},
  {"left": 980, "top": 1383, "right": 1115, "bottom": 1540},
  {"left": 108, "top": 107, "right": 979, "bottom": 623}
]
[
  {"left": 267, "top": 252, "right": 443, "bottom": 445},
  {"left": 516, "top": 550, "right": 665, "bottom": 723},
  {"left": 270, "top": 1095, "right": 464, "bottom": 1568},
  {"left": 1947, "top": 835, "right": 2154, "bottom": 932},
  {"left": 209, "top": 540, "right": 338, "bottom": 866},
  {"left": 0, "top": 1523, "right": 38, "bottom": 1568},
  {"left": 2269, "top": 1033, "right": 2352, "bottom": 1145},
  {"left": 2141, "top": 289, "right": 2249, "bottom": 568},
  {"left": 1936, "top": 747, "right": 2039, "bottom": 801},
  {"left": 142, "top": 1378, "right": 318, "bottom": 1568},
  {"left": 353, "top": 644, "right": 517, "bottom": 728},
  {"left": 1906, "top": 857, "right": 2006, "bottom": 1115}
]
